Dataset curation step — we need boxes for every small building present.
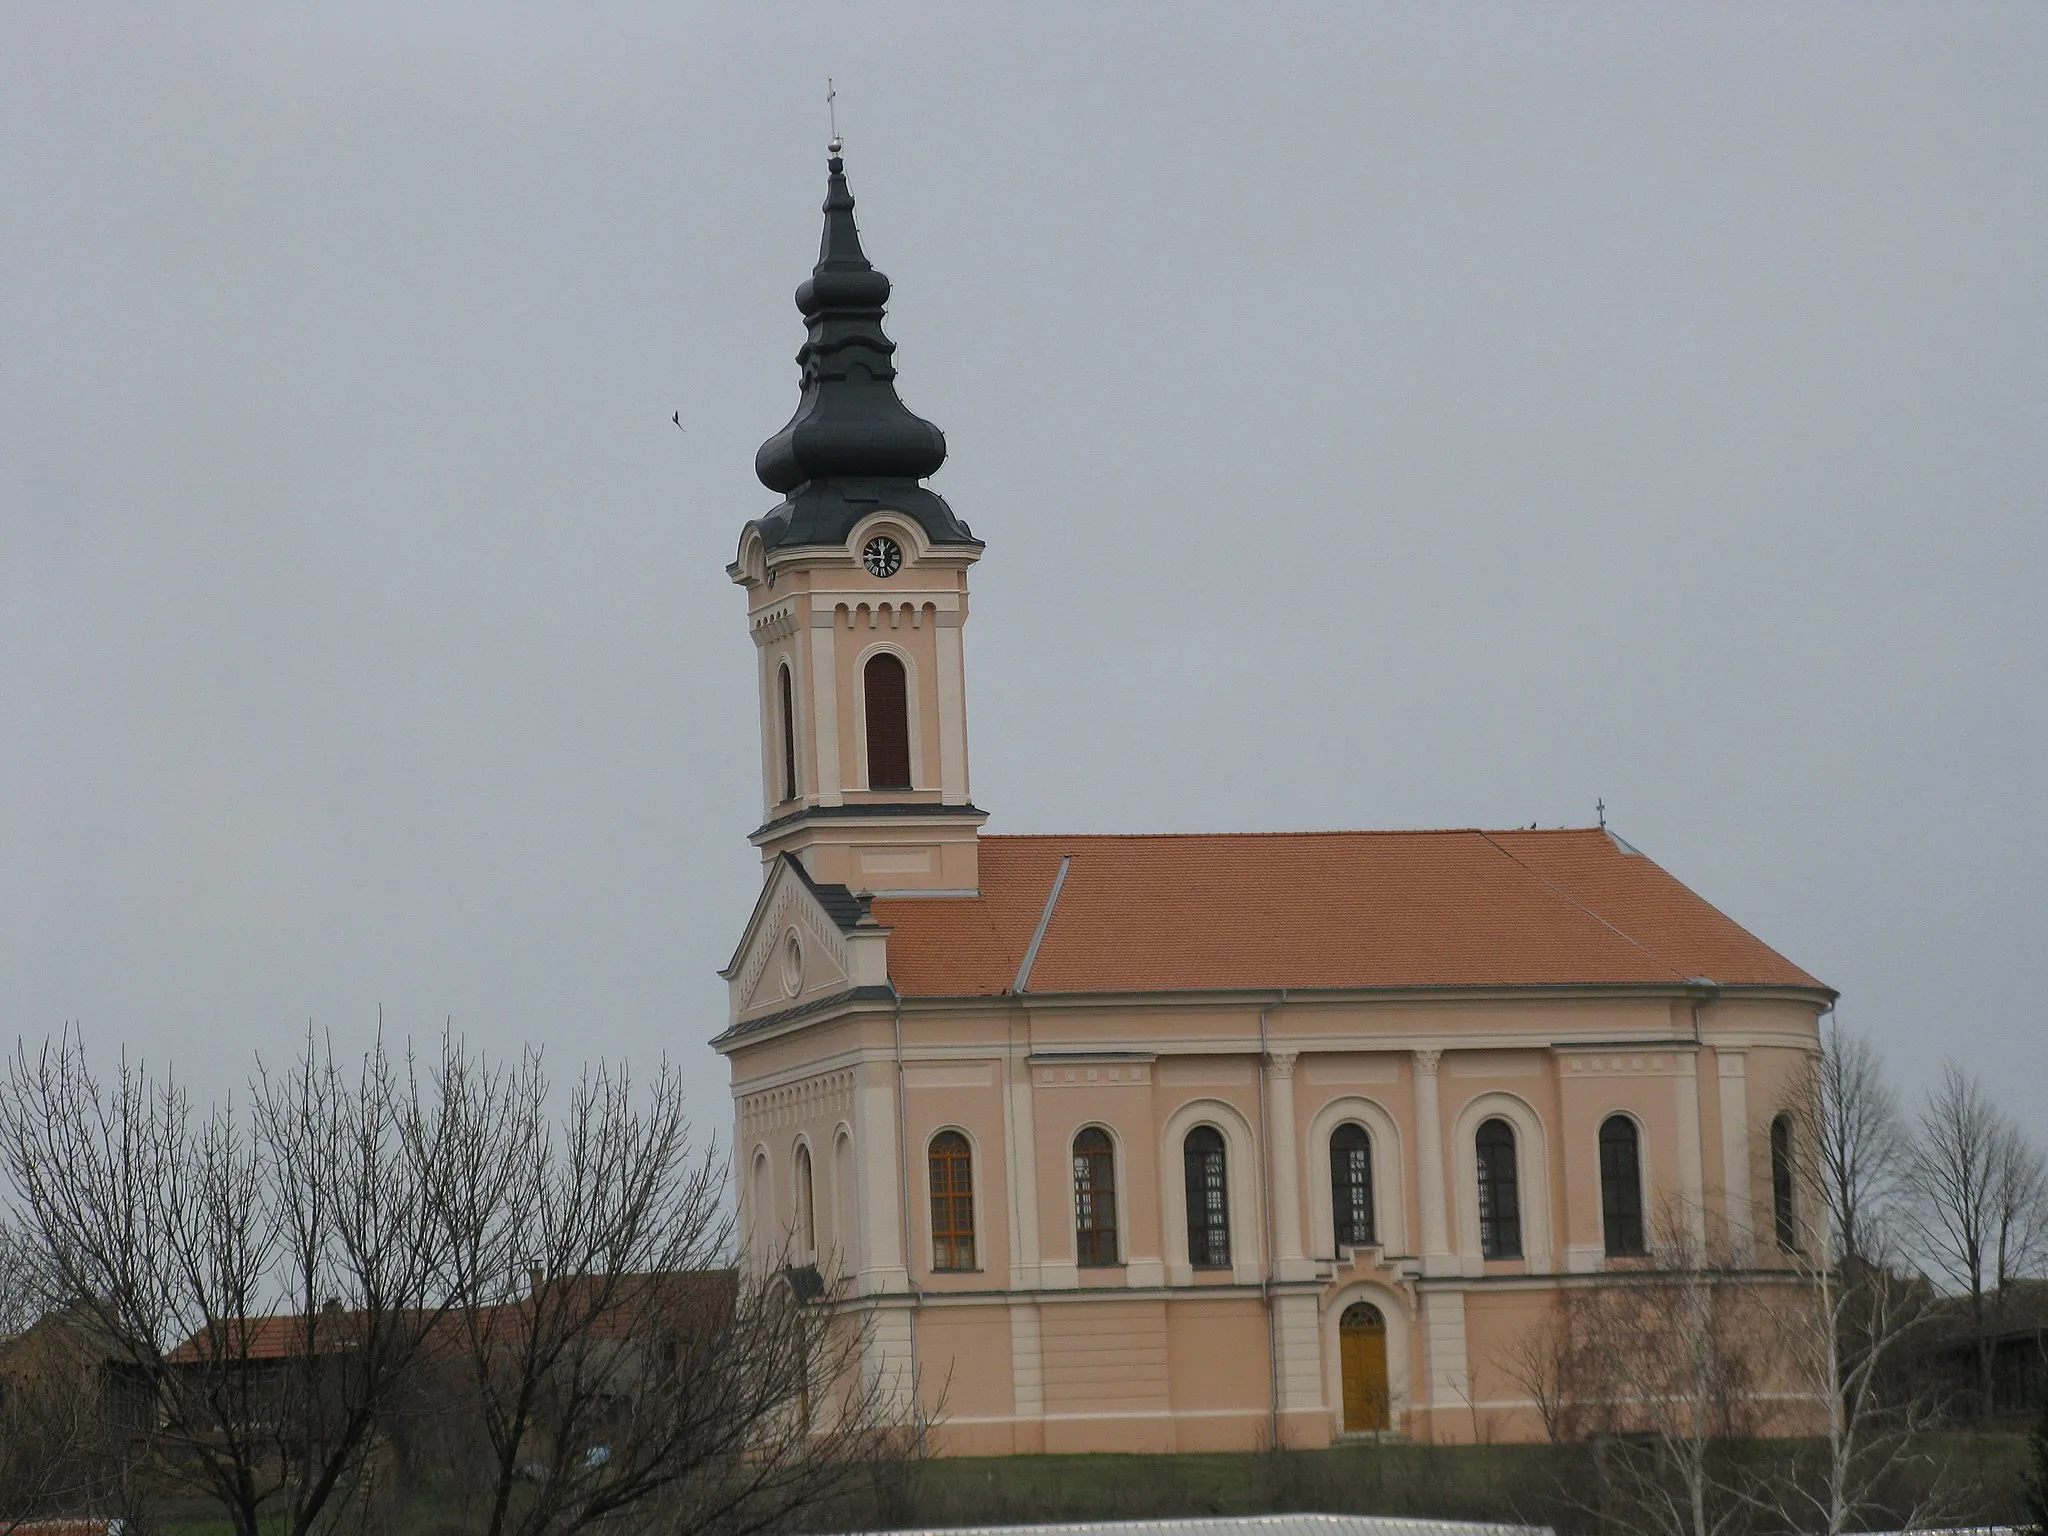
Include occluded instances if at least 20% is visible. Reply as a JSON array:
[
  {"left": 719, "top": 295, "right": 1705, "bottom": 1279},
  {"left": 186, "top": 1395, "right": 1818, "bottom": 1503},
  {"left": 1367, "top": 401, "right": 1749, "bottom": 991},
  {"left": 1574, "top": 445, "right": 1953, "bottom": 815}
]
[{"left": 717, "top": 148, "right": 1833, "bottom": 1454}]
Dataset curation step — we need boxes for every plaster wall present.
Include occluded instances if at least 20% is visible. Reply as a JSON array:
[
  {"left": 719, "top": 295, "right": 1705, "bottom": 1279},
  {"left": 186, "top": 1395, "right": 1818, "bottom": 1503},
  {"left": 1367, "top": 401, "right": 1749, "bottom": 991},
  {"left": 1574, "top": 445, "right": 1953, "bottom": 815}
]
[{"left": 725, "top": 987, "right": 1830, "bottom": 1453}]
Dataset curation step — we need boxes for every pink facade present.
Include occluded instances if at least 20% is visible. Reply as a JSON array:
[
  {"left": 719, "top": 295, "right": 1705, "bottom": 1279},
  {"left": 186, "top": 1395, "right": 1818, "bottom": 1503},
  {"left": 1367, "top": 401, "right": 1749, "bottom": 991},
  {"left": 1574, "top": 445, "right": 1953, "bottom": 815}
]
[{"left": 722, "top": 970, "right": 1828, "bottom": 1452}]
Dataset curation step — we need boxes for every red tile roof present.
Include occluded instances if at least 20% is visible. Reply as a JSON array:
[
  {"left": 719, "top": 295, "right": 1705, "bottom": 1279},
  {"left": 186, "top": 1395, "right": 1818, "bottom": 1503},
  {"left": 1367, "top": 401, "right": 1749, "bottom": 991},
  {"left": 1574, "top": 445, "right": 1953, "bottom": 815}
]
[{"left": 869, "top": 829, "right": 1826, "bottom": 998}]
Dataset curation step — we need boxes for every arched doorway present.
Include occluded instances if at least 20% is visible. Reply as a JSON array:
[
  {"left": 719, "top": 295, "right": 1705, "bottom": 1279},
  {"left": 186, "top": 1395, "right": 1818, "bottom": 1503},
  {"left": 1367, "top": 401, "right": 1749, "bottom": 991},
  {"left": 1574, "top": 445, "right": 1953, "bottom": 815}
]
[{"left": 1339, "top": 1301, "right": 1390, "bottom": 1432}]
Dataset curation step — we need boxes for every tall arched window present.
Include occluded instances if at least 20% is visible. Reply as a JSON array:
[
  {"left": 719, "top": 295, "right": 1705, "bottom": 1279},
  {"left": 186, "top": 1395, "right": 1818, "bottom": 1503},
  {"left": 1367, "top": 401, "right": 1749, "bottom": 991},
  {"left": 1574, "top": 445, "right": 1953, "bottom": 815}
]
[
  {"left": 1330, "top": 1123, "right": 1376, "bottom": 1249},
  {"left": 1771, "top": 1114, "right": 1798, "bottom": 1251},
  {"left": 777, "top": 662, "right": 798, "bottom": 803},
  {"left": 1475, "top": 1117, "right": 1522, "bottom": 1260},
  {"left": 1183, "top": 1126, "right": 1231, "bottom": 1269},
  {"left": 1598, "top": 1115, "right": 1645, "bottom": 1256},
  {"left": 862, "top": 654, "right": 912, "bottom": 789},
  {"left": 750, "top": 1152, "right": 772, "bottom": 1258},
  {"left": 834, "top": 1131, "right": 857, "bottom": 1270},
  {"left": 928, "top": 1131, "right": 975, "bottom": 1271},
  {"left": 1073, "top": 1128, "right": 1119, "bottom": 1267},
  {"left": 794, "top": 1143, "right": 815, "bottom": 1259}
]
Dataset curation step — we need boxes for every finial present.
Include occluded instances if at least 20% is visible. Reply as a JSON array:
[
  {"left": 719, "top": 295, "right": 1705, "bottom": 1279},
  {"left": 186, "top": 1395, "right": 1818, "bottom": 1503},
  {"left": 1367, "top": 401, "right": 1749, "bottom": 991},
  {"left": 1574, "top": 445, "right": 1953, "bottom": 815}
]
[{"left": 826, "top": 78, "right": 840, "bottom": 156}]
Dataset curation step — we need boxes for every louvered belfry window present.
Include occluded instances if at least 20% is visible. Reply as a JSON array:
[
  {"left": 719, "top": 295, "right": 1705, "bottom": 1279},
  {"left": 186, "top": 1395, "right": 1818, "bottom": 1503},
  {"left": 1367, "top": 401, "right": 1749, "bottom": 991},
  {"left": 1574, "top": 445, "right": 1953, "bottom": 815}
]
[
  {"left": 1073, "top": 1128, "right": 1119, "bottom": 1267},
  {"left": 1183, "top": 1126, "right": 1231, "bottom": 1269},
  {"left": 1330, "top": 1123, "right": 1376, "bottom": 1249},
  {"left": 863, "top": 654, "right": 912, "bottom": 789},
  {"left": 928, "top": 1131, "right": 975, "bottom": 1271}
]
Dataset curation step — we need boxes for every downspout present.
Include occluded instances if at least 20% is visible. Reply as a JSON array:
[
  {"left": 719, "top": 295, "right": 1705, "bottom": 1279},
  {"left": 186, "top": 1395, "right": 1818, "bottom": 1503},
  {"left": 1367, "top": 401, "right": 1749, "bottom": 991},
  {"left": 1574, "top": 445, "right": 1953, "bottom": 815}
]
[
  {"left": 893, "top": 995, "right": 925, "bottom": 1456},
  {"left": 1256, "top": 988, "right": 1288, "bottom": 1450}
]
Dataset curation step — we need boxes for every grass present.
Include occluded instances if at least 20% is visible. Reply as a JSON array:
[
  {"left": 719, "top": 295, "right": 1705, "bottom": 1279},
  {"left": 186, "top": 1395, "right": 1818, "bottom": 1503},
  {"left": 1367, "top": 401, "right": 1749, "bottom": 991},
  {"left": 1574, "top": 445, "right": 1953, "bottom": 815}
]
[
  {"left": 841, "top": 1433, "right": 2035, "bottom": 1533},
  {"left": 93, "top": 1432, "right": 2044, "bottom": 1533}
]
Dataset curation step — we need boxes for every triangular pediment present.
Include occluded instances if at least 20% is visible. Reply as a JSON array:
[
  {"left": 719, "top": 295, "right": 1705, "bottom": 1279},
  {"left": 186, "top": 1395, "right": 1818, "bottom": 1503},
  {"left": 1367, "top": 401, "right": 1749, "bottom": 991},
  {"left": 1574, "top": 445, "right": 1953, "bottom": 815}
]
[{"left": 722, "top": 856, "right": 871, "bottom": 1028}]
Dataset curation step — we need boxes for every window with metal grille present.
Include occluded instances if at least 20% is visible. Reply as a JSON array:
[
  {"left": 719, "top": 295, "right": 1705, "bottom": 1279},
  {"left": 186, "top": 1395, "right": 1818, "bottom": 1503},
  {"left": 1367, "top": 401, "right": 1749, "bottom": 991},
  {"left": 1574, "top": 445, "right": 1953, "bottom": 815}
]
[
  {"left": 1183, "top": 1126, "right": 1231, "bottom": 1269},
  {"left": 928, "top": 1131, "right": 975, "bottom": 1271},
  {"left": 1771, "top": 1114, "right": 1798, "bottom": 1251},
  {"left": 1599, "top": 1115, "right": 1645, "bottom": 1256},
  {"left": 1330, "top": 1123, "right": 1376, "bottom": 1249},
  {"left": 863, "top": 654, "right": 912, "bottom": 789},
  {"left": 777, "top": 662, "right": 798, "bottom": 803},
  {"left": 1072, "top": 1127, "right": 1119, "bottom": 1267},
  {"left": 1476, "top": 1117, "right": 1522, "bottom": 1260}
]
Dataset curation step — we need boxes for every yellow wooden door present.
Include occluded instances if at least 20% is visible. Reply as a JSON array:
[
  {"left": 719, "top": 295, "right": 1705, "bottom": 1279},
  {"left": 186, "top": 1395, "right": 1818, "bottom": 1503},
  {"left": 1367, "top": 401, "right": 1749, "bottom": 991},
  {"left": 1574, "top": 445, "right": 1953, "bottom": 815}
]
[{"left": 1339, "top": 1304, "right": 1389, "bottom": 1432}]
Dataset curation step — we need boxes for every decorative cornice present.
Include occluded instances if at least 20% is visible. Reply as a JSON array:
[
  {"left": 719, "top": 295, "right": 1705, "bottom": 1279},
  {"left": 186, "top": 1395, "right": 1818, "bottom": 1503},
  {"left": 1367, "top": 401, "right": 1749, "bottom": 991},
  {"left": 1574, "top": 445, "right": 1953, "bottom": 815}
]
[{"left": 749, "top": 801, "right": 987, "bottom": 843}]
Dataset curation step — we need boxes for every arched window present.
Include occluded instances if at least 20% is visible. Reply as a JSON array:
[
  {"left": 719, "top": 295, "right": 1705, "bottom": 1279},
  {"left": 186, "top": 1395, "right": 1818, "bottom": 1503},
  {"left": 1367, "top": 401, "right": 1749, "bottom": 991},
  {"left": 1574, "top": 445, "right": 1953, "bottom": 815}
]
[
  {"left": 750, "top": 1151, "right": 772, "bottom": 1258},
  {"left": 1073, "top": 1128, "right": 1119, "bottom": 1267},
  {"left": 863, "top": 654, "right": 912, "bottom": 789},
  {"left": 1183, "top": 1126, "right": 1231, "bottom": 1269},
  {"left": 794, "top": 1143, "right": 815, "bottom": 1258},
  {"left": 1771, "top": 1114, "right": 1798, "bottom": 1251},
  {"left": 928, "top": 1131, "right": 975, "bottom": 1271},
  {"left": 1330, "top": 1123, "right": 1376, "bottom": 1249},
  {"left": 777, "top": 662, "right": 798, "bottom": 803},
  {"left": 1598, "top": 1115, "right": 1645, "bottom": 1256},
  {"left": 1475, "top": 1117, "right": 1522, "bottom": 1260},
  {"left": 833, "top": 1131, "right": 857, "bottom": 1270}
]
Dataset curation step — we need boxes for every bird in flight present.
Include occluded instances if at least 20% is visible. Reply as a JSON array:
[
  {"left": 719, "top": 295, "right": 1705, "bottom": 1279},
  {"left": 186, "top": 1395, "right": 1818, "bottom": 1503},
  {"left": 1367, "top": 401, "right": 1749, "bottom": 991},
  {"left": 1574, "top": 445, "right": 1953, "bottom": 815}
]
[{"left": 671, "top": 411, "right": 685, "bottom": 432}]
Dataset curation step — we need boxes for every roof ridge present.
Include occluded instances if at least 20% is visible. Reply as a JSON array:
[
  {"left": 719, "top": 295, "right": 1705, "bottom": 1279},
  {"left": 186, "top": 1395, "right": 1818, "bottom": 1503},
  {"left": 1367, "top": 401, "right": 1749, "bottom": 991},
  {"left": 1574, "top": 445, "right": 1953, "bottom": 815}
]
[{"left": 1471, "top": 830, "right": 1691, "bottom": 983}]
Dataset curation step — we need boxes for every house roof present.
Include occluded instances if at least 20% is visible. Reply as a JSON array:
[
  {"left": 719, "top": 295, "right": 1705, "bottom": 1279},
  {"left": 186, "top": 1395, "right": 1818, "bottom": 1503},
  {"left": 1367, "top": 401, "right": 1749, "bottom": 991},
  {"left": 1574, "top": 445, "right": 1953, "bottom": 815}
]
[
  {"left": 165, "top": 1270, "right": 738, "bottom": 1364},
  {"left": 867, "top": 828, "right": 1826, "bottom": 999}
]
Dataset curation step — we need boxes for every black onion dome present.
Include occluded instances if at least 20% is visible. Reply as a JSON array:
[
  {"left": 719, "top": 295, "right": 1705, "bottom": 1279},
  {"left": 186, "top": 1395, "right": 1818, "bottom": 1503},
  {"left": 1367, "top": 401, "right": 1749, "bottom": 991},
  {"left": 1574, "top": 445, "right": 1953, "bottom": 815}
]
[{"left": 748, "top": 152, "right": 976, "bottom": 552}]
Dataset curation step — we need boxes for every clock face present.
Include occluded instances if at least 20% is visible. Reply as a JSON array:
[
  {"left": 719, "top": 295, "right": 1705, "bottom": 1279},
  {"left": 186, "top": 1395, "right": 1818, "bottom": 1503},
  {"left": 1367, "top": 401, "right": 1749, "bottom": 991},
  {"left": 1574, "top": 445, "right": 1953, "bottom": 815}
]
[{"left": 862, "top": 536, "right": 903, "bottom": 578}]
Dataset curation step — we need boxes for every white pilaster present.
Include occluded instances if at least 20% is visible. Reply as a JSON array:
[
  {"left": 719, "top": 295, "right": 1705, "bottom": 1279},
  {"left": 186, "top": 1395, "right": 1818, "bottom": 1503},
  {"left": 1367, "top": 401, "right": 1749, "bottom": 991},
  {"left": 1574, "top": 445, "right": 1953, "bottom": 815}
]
[
  {"left": 1005, "top": 1037, "right": 1042, "bottom": 1289},
  {"left": 1717, "top": 1049, "right": 1753, "bottom": 1258},
  {"left": 935, "top": 610, "right": 969, "bottom": 803},
  {"left": 1009, "top": 1301, "right": 1044, "bottom": 1419},
  {"left": 855, "top": 1061, "right": 908, "bottom": 1293},
  {"left": 1674, "top": 1050, "right": 1708, "bottom": 1251},
  {"left": 808, "top": 614, "right": 843, "bottom": 806},
  {"left": 864, "top": 1300, "right": 919, "bottom": 1418},
  {"left": 1266, "top": 1050, "right": 1312, "bottom": 1281},
  {"left": 1413, "top": 1050, "right": 1455, "bottom": 1277},
  {"left": 1421, "top": 1287, "right": 1471, "bottom": 1416},
  {"left": 1273, "top": 1291, "right": 1326, "bottom": 1433}
]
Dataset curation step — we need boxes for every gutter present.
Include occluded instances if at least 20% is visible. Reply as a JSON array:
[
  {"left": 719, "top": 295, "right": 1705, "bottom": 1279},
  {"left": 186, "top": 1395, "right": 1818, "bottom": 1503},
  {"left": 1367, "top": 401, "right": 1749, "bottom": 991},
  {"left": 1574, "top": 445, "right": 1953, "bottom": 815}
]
[{"left": 1256, "top": 988, "right": 1288, "bottom": 1449}]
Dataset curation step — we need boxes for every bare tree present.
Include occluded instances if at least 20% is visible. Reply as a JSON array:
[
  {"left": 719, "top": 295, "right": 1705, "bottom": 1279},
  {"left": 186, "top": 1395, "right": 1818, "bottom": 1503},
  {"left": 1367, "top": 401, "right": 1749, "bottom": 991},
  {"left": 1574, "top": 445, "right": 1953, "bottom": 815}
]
[
  {"left": 1910, "top": 1062, "right": 2048, "bottom": 1418},
  {"left": 2, "top": 1033, "right": 920, "bottom": 1536},
  {"left": 1508, "top": 1203, "right": 1782, "bottom": 1536},
  {"left": 1771, "top": 1035, "right": 1957, "bottom": 1536},
  {"left": 1812, "top": 1019, "right": 1911, "bottom": 1267},
  {"left": 389, "top": 1039, "right": 917, "bottom": 1536},
  {"left": 0, "top": 1030, "right": 455, "bottom": 1536}
]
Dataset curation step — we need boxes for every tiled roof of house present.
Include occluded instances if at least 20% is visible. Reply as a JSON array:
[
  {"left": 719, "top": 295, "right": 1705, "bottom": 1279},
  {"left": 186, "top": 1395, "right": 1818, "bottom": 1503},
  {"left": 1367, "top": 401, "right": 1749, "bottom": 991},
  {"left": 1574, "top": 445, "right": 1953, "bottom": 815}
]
[
  {"left": 868, "top": 829, "right": 1826, "bottom": 998},
  {"left": 164, "top": 1270, "right": 738, "bottom": 1364}
]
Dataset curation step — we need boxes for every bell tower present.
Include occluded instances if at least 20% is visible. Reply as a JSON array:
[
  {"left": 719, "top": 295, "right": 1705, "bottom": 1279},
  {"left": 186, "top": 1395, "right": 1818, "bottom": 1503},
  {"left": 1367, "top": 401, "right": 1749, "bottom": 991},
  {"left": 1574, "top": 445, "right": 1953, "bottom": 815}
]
[{"left": 728, "top": 143, "right": 985, "bottom": 896}]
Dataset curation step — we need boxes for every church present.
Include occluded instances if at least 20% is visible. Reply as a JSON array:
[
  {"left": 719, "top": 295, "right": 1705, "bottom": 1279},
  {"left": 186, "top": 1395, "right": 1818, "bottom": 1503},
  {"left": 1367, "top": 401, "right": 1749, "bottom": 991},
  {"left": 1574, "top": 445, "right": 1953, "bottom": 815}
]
[{"left": 715, "top": 145, "right": 1833, "bottom": 1454}]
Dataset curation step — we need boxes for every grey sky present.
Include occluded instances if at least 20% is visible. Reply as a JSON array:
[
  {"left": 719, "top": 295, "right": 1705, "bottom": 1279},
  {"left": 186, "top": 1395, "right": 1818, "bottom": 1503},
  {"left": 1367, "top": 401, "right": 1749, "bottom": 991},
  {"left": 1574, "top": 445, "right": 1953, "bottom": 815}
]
[{"left": 2, "top": 4, "right": 2043, "bottom": 1145}]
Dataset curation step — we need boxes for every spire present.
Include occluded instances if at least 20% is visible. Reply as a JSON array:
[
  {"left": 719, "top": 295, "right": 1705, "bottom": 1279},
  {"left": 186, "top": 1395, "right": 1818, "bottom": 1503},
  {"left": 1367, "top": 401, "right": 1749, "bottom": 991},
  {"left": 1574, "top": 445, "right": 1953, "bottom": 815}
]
[{"left": 749, "top": 147, "right": 976, "bottom": 551}]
